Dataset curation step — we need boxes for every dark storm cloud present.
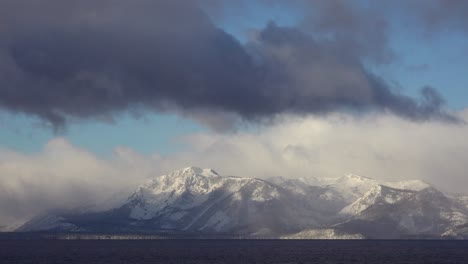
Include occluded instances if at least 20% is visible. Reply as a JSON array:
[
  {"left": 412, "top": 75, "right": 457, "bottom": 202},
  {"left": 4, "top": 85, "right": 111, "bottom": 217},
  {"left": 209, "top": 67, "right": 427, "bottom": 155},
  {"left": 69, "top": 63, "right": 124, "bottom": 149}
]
[
  {"left": 417, "top": 0, "right": 468, "bottom": 32},
  {"left": 249, "top": 23, "right": 457, "bottom": 122},
  {"left": 202, "top": 0, "right": 393, "bottom": 63},
  {"left": 0, "top": 0, "right": 458, "bottom": 129},
  {"left": 299, "top": 0, "right": 393, "bottom": 64}
]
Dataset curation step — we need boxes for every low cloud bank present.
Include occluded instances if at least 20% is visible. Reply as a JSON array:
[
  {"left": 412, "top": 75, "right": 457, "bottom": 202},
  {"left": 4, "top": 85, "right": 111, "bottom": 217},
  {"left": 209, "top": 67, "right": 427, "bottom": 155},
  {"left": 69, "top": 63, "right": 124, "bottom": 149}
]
[{"left": 1, "top": 111, "right": 467, "bottom": 226}]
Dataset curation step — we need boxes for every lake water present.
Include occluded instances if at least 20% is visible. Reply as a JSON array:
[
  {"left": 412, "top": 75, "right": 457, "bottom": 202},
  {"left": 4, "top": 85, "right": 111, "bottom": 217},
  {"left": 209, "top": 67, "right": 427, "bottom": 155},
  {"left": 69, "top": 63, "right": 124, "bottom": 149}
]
[{"left": 1, "top": 239, "right": 467, "bottom": 263}]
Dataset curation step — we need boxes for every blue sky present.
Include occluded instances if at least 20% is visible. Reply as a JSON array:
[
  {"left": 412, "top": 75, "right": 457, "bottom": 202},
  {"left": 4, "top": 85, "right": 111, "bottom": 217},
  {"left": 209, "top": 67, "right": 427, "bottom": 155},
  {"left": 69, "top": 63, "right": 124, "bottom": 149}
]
[
  {"left": 0, "top": 111, "right": 204, "bottom": 155},
  {"left": 2, "top": 1, "right": 468, "bottom": 156}
]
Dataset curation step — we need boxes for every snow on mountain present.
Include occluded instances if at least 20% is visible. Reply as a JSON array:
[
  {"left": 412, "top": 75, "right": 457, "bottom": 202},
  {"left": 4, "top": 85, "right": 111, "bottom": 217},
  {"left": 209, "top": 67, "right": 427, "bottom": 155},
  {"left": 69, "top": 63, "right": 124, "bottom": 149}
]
[
  {"left": 340, "top": 185, "right": 416, "bottom": 216},
  {"left": 16, "top": 167, "right": 468, "bottom": 239},
  {"left": 124, "top": 167, "right": 353, "bottom": 234},
  {"left": 127, "top": 167, "right": 228, "bottom": 220},
  {"left": 0, "top": 221, "right": 26, "bottom": 232},
  {"left": 281, "top": 229, "right": 365, "bottom": 239},
  {"left": 266, "top": 176, "right": 348, "bottom": 214},
  {"left": 20, "top": 167, "right": 326, "bottom": 235},
  {"left": 381, "top": 180, "right": 431, "bottom": 191},
  {"left": 317, "top": 174, "right": 430, "bottom": 203},
  {"left": 448, "top": 194, "right": 468, "bottom": 210},
  {"left": 323, "top": 174, "right": 379, "bottom": 203},
  {"left": 338, "top": 185, "right": 468, "bottom": 238},
  {"left": 17, "top": 215, "right": 82, "bottom": 232}
]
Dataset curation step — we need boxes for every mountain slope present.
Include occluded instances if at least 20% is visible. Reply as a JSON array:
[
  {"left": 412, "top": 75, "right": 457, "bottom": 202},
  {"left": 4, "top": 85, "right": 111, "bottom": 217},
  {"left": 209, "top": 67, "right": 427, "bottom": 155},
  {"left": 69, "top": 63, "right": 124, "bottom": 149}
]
[
  {"left": 337, "top": 185, "right": 468, "bottom": 238},
  {"left": 20, "top": 167, "right": 327, "bottom": 236},
  {"left": 17, "top": 167, "right": 468, "bottom": 239}
]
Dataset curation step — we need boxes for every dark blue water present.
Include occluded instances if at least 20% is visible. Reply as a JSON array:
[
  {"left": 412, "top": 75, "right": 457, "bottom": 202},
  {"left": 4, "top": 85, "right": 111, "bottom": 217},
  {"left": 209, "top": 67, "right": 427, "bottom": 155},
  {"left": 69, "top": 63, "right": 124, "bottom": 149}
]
[{"left": 1, "top": 240, "right": 467, "bottom": 264}]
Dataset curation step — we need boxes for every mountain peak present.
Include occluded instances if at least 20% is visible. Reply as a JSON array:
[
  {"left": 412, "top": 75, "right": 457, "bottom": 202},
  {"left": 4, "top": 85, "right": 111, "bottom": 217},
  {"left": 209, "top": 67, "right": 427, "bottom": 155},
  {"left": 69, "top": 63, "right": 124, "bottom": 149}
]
[
  {"left": 184, "top": 166, "right": 203, "bottom": 173},
  {"left": 342, "top": 173, "right": 374, "bottom": 181},
  {"left": 169, "top": 167, "right": 219, "bottom": 178}
]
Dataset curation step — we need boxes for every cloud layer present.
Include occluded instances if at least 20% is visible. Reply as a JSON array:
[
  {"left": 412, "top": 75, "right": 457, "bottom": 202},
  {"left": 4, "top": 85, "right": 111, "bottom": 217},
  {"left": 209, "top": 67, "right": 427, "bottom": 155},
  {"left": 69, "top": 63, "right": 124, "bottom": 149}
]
[
  {"left": 0, "top": 0, "right": 458, "bottom": 130},
  {"left": 1, "top": 111, "right": 468, "bottom": 226}
]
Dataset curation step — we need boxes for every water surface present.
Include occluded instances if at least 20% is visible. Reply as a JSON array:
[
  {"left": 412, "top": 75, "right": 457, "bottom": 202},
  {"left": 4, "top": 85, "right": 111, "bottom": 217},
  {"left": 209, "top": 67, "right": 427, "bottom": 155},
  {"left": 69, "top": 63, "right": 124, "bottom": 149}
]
[{"left": 1, "top": 239, "right": 467, "bottom": 264}]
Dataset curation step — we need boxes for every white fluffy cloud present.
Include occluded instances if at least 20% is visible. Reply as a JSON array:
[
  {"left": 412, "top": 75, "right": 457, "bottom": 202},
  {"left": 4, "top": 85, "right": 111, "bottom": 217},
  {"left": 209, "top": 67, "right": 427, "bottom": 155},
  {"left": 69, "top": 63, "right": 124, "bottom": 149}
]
[
  {"left": 1, "top": 110, "right": 468, "bottom": 226},
  {"left": 166, "top": 110, "right": 468, "bottom": 191}
]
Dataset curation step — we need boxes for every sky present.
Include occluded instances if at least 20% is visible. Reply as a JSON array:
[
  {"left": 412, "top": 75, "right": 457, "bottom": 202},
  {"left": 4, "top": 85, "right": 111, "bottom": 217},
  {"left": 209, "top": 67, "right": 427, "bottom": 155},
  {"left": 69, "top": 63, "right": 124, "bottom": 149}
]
[{"left": 1, "top": 0, "right": 468, "bottom": 225}]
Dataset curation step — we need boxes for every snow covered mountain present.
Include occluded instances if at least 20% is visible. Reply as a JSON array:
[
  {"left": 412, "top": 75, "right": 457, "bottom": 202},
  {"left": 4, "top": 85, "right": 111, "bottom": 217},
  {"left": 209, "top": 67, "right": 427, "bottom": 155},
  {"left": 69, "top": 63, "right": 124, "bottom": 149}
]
[{"left": 17, "top": 167, "right": 468, "bottom": 239}]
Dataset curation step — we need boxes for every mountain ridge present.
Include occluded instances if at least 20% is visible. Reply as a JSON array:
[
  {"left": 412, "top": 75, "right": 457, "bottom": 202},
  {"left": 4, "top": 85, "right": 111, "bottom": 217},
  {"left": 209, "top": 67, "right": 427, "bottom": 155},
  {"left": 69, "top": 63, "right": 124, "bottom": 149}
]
[{"left": 16, "top": 167, "right": 468, "bottom": 239}]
